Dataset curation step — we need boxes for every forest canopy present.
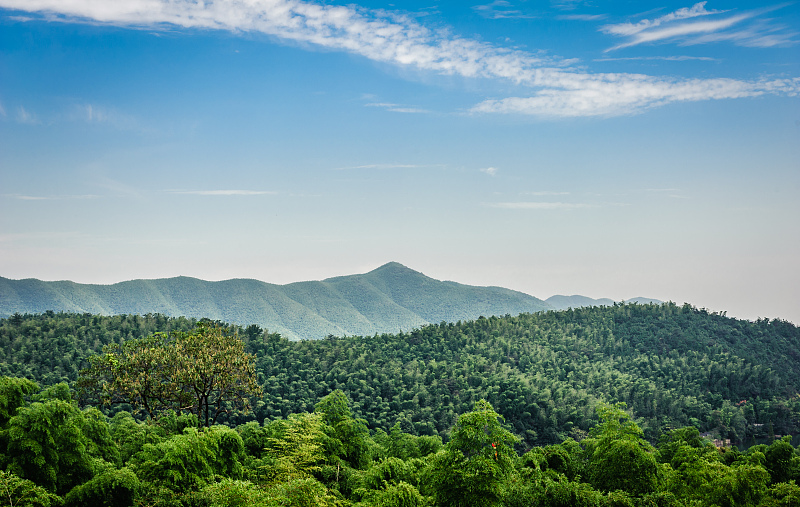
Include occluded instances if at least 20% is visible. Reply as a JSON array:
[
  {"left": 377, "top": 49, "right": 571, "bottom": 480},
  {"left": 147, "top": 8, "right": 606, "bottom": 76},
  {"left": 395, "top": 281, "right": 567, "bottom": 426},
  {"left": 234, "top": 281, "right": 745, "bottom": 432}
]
[{"left": 1, "top": 304, "right": 799, "bottom": 447}]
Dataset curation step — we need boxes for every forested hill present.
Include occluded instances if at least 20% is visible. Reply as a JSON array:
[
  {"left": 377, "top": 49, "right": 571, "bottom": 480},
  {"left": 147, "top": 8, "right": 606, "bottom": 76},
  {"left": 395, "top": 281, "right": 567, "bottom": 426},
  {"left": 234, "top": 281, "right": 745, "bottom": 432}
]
[
  {"left": 0, "top": 262, "right": 551, "bottom": 340},
  {"left": 2, "top": 304, "right": 799, "bottom": 448}
]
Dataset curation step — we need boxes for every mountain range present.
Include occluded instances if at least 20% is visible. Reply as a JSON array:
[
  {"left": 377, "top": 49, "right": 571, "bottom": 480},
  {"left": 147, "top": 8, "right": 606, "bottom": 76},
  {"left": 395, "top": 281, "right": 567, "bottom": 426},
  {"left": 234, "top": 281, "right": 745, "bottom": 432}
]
[{"left": 0, "top": 262, "right": 661, "bottom": 340}]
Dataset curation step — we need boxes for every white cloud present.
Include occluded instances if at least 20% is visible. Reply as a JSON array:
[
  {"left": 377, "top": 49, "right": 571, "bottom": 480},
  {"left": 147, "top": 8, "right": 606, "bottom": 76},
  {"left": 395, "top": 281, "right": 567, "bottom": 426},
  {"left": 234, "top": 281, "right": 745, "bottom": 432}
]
[
  {"left": 480, "top": 166, "right": 498, "bottom": 176},
  {"left": 602, "top": 2, "right": 723, "bottom": 38},
  {"left": 473, "top": 1, "right": 535, "bottom": 20},
  {"left": 16, "top": 106, "right": 39, "bottom": 124},
  {"left": 595, "top": 55, "right": 717, "bottom": 62},
  {"left": 472, "top": 75, "right": 800, "bottom": 117},
  {"left": 607, "top": 13, "right": 752, "bottom": 51},
  {"left": 74, "top": 103, "right": 138, "bottom": 126},
  {"left": 601, "top": 3, "right": 796, "bottom": 51},
  {"left": 167, "top": 190, "right": 276, "bottom": 196},
  {"left": 2, "top": 0, "right": 798, "bottom": 118},
  {"left": 558, "top": 14, "right": 607, "bottom": 21},
  {"left": 365, "top": 102, "right": 430, "bottom": 113}
]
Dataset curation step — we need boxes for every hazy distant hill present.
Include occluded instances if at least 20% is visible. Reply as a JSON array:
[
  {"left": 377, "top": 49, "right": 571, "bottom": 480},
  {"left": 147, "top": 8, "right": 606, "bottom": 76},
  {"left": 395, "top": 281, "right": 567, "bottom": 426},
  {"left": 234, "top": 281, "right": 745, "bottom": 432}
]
[
  {"left": 0, "top": 262, "right": 555, "bottom": 340},
  {"left": 546, "top": 295, "right": 662, "bottom": 311}
]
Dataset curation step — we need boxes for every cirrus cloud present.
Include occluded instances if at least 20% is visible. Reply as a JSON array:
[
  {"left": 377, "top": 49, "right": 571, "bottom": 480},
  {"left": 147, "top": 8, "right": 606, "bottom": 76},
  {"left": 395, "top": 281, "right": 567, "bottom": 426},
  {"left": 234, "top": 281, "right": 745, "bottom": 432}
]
[{"left": 2, "top": 0, "right": 798, "bottom": 118}]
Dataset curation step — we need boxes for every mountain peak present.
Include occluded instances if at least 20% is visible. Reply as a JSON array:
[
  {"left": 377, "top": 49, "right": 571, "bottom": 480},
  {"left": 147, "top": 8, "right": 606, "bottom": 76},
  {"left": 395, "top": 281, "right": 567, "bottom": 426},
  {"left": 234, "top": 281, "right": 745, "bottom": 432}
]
[{"left": 370, "top": 261, "right": 415, "bottom": 273}]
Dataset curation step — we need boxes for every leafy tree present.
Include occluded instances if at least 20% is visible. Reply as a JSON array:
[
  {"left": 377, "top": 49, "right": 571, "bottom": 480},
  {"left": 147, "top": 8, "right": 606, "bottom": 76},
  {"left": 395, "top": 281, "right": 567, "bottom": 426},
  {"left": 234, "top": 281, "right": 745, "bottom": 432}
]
[
  {"left": 78, "top": 323, "right": 261, "bottom": 425},
  {"left": 765, "top": 436, "right": 800, "bottom": 485},
  {"left": 4, "top": 398, "right": 94, "bottom": 495},
  {"left": 266, "top": 412, "right": 326, "bottom": 482},
  {"left": 171, "top": 322, "right": 262, "bottom": 426},
  {"left": 586, "top": 402, "right": 659, "bottom": 497},
  {"left": 426, "top": 399, "right": 519, "bottom": 507},
  {"left": 131, "top": 425, "right": 245, "bottom": 493},
  {"left": 201, "top": 478, "right": 276, "bottom": 507},
  {"left": 62, "top": 467, "right": 139, "bottom": 507},
  {"left": 759, "top": 480, "right": 800, "bottom": 507},
  {"left": 0, "top": 471, "right": 60, "bottom": 507},
  {"left": 315, "top": 390, "right": 372, "bottom": 470},
  {"left": 0, "top": 377, "right": 38, "bottom": 427}
]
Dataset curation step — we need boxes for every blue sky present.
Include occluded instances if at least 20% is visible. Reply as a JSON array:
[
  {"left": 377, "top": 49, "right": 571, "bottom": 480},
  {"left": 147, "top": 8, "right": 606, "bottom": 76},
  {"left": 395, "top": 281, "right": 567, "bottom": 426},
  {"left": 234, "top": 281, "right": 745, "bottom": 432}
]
[{"left": 1, "top": 0, "right": 798, "bottom": 323}]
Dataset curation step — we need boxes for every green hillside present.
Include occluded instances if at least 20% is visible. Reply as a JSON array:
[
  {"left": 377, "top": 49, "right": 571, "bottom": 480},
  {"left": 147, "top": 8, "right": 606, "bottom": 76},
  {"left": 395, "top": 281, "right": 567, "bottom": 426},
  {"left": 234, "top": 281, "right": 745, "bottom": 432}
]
[
  {"left": 2, "top": 304, "right": 799, "bottom": 449},
  {"left": 0, "top": 262, "right": 551, "bottom": 340}
]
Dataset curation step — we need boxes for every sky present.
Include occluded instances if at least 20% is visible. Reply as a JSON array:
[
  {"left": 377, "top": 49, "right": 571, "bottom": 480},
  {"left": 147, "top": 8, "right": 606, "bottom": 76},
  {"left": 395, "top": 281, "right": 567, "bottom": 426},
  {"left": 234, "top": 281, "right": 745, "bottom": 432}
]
[{"left": 0, "top": 0, "right": 798, "bottom": 324}]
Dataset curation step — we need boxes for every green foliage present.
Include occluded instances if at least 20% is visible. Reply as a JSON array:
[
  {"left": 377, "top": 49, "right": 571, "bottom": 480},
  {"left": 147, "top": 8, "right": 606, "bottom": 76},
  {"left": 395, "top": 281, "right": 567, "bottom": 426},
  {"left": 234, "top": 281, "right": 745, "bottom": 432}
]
[
  {"left": 759, "top": 480, "right": 800, "bottom": 507},
  {"left": 765, "top": 437, "right": 800, "bottom": 485},
  {"left": 6, "top": 306, "right": 800, "bottom": 446},
  {"left": 4, "top": 399, "right": 93, "bottom": 495},
  {"left": 356, "top": 480, "right": 426, "bottom": 507},
  {"left": 586, "top": 403, "right": 659, "bottom": 496},
  {"left": 0, "top": 470, "right": 61, "bottom": 507},
  {"left": 0, "top": 377, "right": 38, "bottom": 427},
  {"left": 78, "top": 323, "right": 261, "bottom": 425},
  {"left": 265, "top": 412, "right": 326, "bottom": 482},
  {"left": 108, "top": 411, "right": 166, "bottom": 464},
  {"left": 130, "top": 425, "right": 245, "bottom": 493},
  {"left": 0, "top": 312, "right": 194, "bottom": 386},
  {"left": 316, "top": 391, "right": 372, "bottom": 470},
  {"left": 62, "top": 467, "right": 139, "bottom": 507},
  {"left": 426, "top": 400, "right": 519, "bottom": 507},
  {"left": 201, "top": 478, "right": 275, "bottom": 507}
]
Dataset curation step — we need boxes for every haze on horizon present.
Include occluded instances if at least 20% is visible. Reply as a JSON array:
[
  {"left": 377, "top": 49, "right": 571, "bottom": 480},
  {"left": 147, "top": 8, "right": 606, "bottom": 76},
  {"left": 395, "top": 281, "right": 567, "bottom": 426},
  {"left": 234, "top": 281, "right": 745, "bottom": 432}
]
[{"left": 1, "top": 0, "right": 798, "bottom": 324}]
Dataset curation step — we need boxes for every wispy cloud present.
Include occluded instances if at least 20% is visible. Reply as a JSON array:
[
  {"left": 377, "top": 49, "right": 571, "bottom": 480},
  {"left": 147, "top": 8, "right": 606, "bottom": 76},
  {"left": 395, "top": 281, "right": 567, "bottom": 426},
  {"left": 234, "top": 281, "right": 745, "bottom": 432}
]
[
  {"left": 558, "top": 14, "right": 607, "bottom": 21},
  {"left": 552, "top": 0, "right": 591, "bottom": 11},
  {"left": 2, "top": 193, "right": 99, "bottom": 200},
  {"left": 16, "top": 106, "right": 39, "bottom": 124},
  {"left": 489, "top": 202, "right": 595, "bottom": 209},
  {"left": 167, "top": 190, "right": 276, "bottom": 196},
  {"left": 480, "top": 166, "right": 498, "bottom": 176},
  {"left": 2, "top": 0, "right": 798, "bottom": 118},
  {"left": 602, "top": 3, "right": 797, "bottom": 51},
  {"left": 68, "top": 103, "right": 142, "bottom": 129},
  {"left": 471, "top": 75, "right": 800, "bottom": 117},
  {"left": 473, "top": 1, "right": 536, "bottom": 20},
  {"left": 595, "top": 55, "right": 717, "bottom": 62},
  {"left": 365, "top": 102, "right": 430, "bottom": 114},
  {"left": 603, "top": 2, "right": 723, "bottom": 38}
]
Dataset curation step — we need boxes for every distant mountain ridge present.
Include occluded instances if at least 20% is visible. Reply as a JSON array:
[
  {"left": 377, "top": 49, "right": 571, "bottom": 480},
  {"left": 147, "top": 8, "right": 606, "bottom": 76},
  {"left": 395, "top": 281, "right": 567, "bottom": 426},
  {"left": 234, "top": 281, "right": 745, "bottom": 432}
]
[
  {"left": 545, "top": 295, "right": 662, "bottom": 311},
  {"left": 0, "top": 262, "right": 661, "bottom": 340}
]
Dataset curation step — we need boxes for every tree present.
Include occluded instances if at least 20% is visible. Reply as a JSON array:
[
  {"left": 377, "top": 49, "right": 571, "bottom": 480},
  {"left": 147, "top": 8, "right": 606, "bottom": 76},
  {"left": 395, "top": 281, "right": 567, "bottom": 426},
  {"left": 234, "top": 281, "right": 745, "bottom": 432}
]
[
  {"left": 426, "top": 399, "right": 519, "bottom": 507},
  {"left": 266, "top": 412, "right": 326, "bottom": 482},
  {"left": 4, "top": 399, "right": 94, "bottom": 495},
  {"left": 78, "top": 322, "right": 261, "bottom": 425},
  {"left": 586, "top": 402, "right": 659, "bottom": 497},
  {"left": 0, "top": 471, "right": 60, "bottom": 507},
  {"left": 0, "top": 376, "right": 38, "bottom": 427}
]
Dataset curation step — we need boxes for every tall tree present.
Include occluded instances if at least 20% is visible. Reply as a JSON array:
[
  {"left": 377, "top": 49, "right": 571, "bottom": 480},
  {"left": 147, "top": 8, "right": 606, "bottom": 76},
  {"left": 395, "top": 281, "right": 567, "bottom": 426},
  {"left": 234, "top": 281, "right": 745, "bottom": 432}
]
[
  {"left": 426, "top": 399, "right": 519, "bottom": 507},
  {"left": 78, "top": 322, "right": 261, "bottom": 425}
]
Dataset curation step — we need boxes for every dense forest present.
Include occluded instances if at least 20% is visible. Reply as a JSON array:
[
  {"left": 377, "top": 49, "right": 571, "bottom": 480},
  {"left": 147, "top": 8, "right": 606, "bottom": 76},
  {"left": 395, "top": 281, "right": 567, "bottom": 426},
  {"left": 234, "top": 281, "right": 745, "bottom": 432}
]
[
  {"left": 2, "top": 305, "right": 799, "bottom": 447},
  {"left": 0, "top": 375, "right": 799, "bottom": 506},
  {"left": 1, "top": 306, "right": 800, "bottom": 505}
]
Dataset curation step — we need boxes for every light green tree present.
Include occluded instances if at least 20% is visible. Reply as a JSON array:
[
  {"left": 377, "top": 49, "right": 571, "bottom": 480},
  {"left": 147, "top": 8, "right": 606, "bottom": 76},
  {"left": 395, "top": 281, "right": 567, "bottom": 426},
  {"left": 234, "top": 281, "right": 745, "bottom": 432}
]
[
  {"left": 426, "top": 399, "right": 519, "bottom": 507},
  {"left": 585, "top": 402, "right": 659, "bottom": 497}
]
